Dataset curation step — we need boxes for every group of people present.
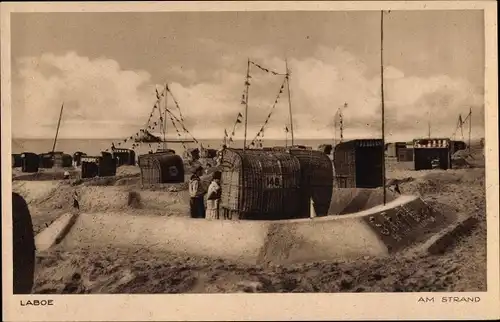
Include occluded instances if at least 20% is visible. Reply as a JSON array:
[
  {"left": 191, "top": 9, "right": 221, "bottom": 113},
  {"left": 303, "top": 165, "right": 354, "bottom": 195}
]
[{"left": 188, "top": 166, "right": 223, "bottom": 220}]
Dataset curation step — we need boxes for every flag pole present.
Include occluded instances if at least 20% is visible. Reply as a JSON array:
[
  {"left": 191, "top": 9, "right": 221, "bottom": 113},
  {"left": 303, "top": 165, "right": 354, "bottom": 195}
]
[
  {"left": 468, "top": 107, "right": 472, "bottom": 152},
  {"left": 340, "top": 103, "right": 346, "bottom": 142},
  {"left": 163, "top": 84, "right": 168, "bottom": 150},
  {"left": 243, "top": 59, "right": 250, "bottom": 151},
  {"left": 51, "top": 102, "right": 65, "bottom": 154},
  {"left": 285, "top": 59, "right": 295, "bottom": 146},
  {"left": 380, "top": 10, "right": 387, "bottom": 205}
]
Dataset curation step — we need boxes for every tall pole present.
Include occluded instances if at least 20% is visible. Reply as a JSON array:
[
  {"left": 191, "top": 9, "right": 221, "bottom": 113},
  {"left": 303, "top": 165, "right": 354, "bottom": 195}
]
[
  {"left": 333, "top": 109, "right": 337, "bottom": 148},
  {"left": 380, "top": 10, "right": 387, "bottom": 205},
  {"left": 243, "top": 59, "right": 250, "bottom": 151},
  {"left": 51, "top": 102, "right": 64, "bottom": 154},
  {"left": 163, "top": 84, "right": 168, "bottom": 150},
  {"left": 468, "top": 107, "right": 472, "bottom": 152},
  {"left": 340, "top": 103, "right": 346, "bottom": 142},
  {"left": 460, "top": 115, "right": 464, "bottom": 140},
  {"left": 285, "top": 59, "right": 295, "bottom": 146},
  {"left": 428, "top": 114, "right": 431, "bottom": 138}
]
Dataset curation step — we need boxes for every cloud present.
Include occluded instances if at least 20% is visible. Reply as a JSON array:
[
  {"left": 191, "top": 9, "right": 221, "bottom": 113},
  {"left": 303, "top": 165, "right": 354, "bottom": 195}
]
[
  {"left": 12, "top": 47, "right": 484, "bottom": 142},
  {"left": 12, "top": 52, "right": 156, "bottom": 139}
]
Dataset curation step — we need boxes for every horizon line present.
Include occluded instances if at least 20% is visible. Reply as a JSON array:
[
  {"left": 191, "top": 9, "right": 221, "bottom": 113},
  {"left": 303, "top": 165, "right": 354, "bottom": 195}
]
[{"left": 12, "top": 136, "right": 483, "bottom": 142}]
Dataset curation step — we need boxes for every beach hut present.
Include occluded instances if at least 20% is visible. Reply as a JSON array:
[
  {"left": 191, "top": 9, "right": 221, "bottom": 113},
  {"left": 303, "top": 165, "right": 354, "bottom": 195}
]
[
  {"left": 81, "top": 156, "right": 100, "bottom": 178},
  {"left": 317, "top": 144, "right": 333, "bottom": 155},
  {"left": 138, "top": 152, "right": 185, "bottom": 185},
  {"left": 73, "top": 152, "right": 87, "bottom": 167},
  {"left": 55, "top": 153, "right": 73, "bottom": 168},
  {"left": 385, "top": 143, "right": 397, "bottom": 157},
  {"left": 12, "top": 154, "right": 22, "bottom": 168},
  {"left": 333, "top": 139, "right": 384, "bottom": 188},
  {"left": 20, "top": 153, "right": 39, "bottom": 173},
  {"left": 112, "top": 148, "right": 136, "bottom": 167},
  {"left": 99, "top": 152, "right": 117, "bottom": 176},
  {"left": 183, "top": 148, "right": 200, "bottom": 161},
  {"left": 156, "top": 148, "right": 176, "bottom": 154},
  {"left": 260, "top": 146, "right": 333, "bottom": 217},
  {"left": 39, "top": 153, "right": 54, "bottom": 168},
  {"left": 385, "top": 142, "right": 406, "bottom": 158},
  {"left": 80, "top": 152, "right": 117, "bottom": 178},
  {"left": 397, "top": 147, "right": 414, "bottom": 162},
  {"left": 219, "top": 148, "right": 302, "bottom": 220},
  {"left": 413, "top": 138, "right": 452, "bottom": 170},
  {"left": 450, "top": 140, "right": 467, "bottom": 154},
  {"left": 288, "top": 148, "right": 333, "bottom": 217}
]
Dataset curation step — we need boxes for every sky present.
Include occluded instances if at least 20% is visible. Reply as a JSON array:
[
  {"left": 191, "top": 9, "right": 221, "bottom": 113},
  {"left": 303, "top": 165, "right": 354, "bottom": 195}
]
[{"left": 10, "top": 10, "right": 485, "bottom": 141}]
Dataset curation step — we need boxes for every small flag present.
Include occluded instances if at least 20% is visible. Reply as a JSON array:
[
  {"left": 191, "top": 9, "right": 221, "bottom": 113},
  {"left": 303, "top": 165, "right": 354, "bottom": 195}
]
[
  {"left": 459, "top": 114, "right": 463, "bottom": 125},
  {"left": 285, "top": 126, "right": 289, "bottom": 133},
  {"left": 224, "top": 129, "right": 228, "bottom": 137}
]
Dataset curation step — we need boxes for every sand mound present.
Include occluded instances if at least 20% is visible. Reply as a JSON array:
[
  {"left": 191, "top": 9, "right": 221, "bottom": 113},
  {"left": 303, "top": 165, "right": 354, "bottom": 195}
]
[
  {"left": 12, "top": 181, "right": 63, "bottom": 205},
  {"left": 30, "top": 185, "right": 190, "bottom": 215},
  {"left": 329, "top": 187, "right": 398, "bottom": 215},
  {"left": 116, "top": 166, "right": 141, "bottom": 176},
  {"left": 401, "top": 168, "right": 485, "bottom": 197},
  {"left": 13, "top": 168, "right": 78, "bottom": 181}
]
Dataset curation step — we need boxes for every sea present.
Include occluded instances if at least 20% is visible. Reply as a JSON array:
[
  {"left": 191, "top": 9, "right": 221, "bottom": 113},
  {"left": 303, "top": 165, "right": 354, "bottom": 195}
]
[{"left": 11, "top": 138, "right": 337, "bottom": 156}]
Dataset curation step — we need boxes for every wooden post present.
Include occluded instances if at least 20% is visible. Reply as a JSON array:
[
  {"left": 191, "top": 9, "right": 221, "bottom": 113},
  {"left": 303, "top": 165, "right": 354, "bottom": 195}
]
[
  {"left": 285, "top": 59, "right": 295, "bottom": 146},
  {"left": 340, "top": 103, "right": 346, "bottom": 142},
  {"left": 243, "top": 59, "right": 250, "bottom": 151},
  {"left": 51, "top": 102, "right": 65, "bottom": 154},
  {"left": 163, "top": 84, "right": 168, "bottom": 151},
  {"left": 468, "top": 107, "right": 472, "bottom": 152}
]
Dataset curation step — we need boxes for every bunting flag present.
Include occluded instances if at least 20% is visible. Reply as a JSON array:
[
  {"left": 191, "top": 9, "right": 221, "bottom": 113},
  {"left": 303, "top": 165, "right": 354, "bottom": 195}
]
[
  {"left": 227, "top": 111, "right": 244, "bottom": 144},
  {"left": 248, "top": 75, "right": 287, "bottom": 147},
  {"left": 166, "top": 111, "right": 188, "bottom": 151},
  {"left": 165, "top": 108, "right": 199, "bottom": 144},
  {"left": 249, "top": 60, "right": 286, "bottom": 76},
  {"left": 165, "top": 86, "right": 185, "bottom": 123},
  {"left": 285, "top": 126, "right": 289, "bottom": 133}
]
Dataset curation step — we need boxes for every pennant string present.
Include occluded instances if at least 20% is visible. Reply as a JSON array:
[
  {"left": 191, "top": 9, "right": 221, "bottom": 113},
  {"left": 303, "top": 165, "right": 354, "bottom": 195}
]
[
  {"left": 248, "top": 75, "right": 287, "bottom": 147},
  {"left": 249, "top": 60, "right": 287, "bottom": 76}
]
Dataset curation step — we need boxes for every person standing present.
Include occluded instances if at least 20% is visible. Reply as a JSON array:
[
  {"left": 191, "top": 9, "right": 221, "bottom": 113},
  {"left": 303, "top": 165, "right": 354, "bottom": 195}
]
[
  {"left": 206, "top": 177, "right": 222, "bottom": 220},
  {"left": 189, "top": 166, "right": 206, "bottom": 218}
]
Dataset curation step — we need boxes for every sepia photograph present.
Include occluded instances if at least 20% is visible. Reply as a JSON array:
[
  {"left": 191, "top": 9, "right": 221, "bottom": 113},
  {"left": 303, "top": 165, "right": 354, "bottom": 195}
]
[{"left": 2, "top": 1, "right": 499, "bottom": 321}]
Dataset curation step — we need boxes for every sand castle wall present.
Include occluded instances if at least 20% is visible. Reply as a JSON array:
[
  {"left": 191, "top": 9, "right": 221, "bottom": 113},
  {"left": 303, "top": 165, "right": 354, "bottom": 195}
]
[{"left": 41, "top": 195, "right": 449, "bottom": 265}]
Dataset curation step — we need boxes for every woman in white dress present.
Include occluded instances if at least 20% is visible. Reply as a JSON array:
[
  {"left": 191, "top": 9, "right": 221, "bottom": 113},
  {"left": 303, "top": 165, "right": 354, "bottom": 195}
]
[{"left": 206, "top": 178, "right": 221, "bottom": 220}]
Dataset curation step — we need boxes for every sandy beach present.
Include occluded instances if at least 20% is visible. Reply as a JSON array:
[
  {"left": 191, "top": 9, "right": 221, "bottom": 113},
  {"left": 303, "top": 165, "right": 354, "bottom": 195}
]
[{"left": 12, "top": 148, "right": 486, "bottom": 294}]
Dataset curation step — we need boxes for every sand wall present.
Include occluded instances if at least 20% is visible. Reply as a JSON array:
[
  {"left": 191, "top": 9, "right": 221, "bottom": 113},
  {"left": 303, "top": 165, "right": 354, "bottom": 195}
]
[
  {"left": 12, "top": 181, "right": 62, "bottom": 205},
  {"left": 13, "top": 181, "right": 190, "bottom": 213},
  {"left": 49, "top": 195, "right": 447, "bottom": 265},
  {"left": 328, "top": 187, "right": 398, "bottom": 215}
]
